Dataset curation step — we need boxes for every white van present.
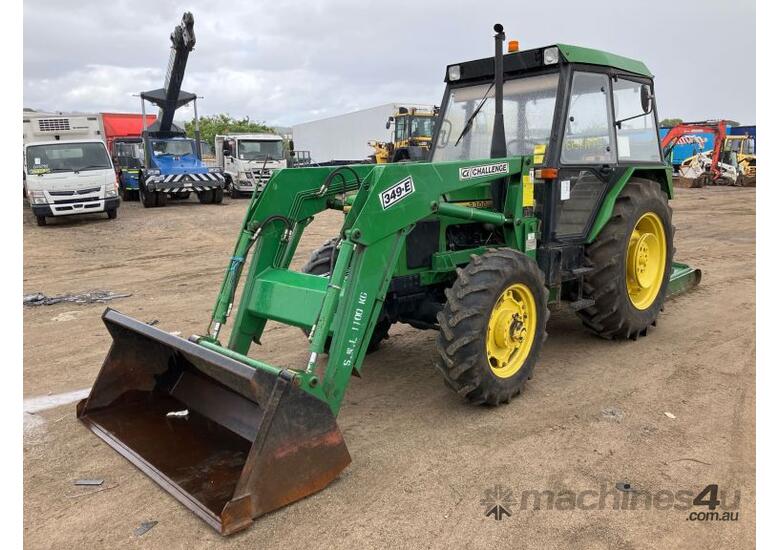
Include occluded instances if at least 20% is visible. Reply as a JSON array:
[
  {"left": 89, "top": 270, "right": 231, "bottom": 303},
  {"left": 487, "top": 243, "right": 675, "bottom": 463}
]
[{"left": 24, "top": 139, "right": 120, "bottom": 226}]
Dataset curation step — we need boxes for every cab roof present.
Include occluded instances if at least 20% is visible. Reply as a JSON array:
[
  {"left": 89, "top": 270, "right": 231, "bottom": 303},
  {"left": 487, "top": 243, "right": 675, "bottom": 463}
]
[
  {"left": 216, "top": 133, "right": 283, "bottom": 141},
  {"left": 444, "top": 43, "right": 652, "bottom": 84},
  {"left": 556, "top": 44, "right": 652, "bottom": 77}
]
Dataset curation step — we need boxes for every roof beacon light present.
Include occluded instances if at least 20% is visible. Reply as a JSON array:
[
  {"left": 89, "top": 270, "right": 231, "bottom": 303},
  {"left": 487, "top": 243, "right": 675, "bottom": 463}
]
[
  {"left": 508, "top": 40, "right": 519, "bottom": 53},
  {"left": 448, "top": 64, "right": 461, "bottom": 81},
  {"left": 543, "top": 46, "right": 559, "bottom": 65}
]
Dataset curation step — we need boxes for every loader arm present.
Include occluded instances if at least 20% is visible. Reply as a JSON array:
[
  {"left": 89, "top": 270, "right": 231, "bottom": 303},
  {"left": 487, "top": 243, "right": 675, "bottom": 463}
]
[{"left": 206, "top": 158, "right": 528, "bottom": 414}]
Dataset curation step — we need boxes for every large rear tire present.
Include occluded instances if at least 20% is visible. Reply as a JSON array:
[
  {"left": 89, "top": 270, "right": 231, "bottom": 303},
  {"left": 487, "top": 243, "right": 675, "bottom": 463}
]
[
  {"left": 577, "top": 179, "right": 673, "bottom": 340},
  {"left": 436, "top": 249, "right": 549, "bottom": 405},
  {"left": 301, "top": 238, "right": 390, "bottom": 353}
]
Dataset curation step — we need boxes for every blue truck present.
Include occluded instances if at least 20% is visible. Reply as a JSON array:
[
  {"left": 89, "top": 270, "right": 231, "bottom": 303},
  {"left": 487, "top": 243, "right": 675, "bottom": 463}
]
[{"left": 136, "top": 12, "right": 224, "bottom": 208}]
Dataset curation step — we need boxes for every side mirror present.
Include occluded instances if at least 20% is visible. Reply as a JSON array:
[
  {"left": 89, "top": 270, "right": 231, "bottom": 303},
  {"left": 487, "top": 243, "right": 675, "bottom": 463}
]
[{"left": 640, "top": 84, "right": 654, "bottom": 114}]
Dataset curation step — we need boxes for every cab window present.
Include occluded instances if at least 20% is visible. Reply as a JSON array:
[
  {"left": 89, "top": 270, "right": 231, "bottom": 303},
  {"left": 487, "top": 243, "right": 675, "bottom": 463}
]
[
  {"left": 394, "top": 116, "right": 407, "bottom": 142},
  {"left": 561, "top": 72, "right": 615, "bottom": 164},
  {"left": 612, "top": 78, "right": 661, "bottom": 162}
]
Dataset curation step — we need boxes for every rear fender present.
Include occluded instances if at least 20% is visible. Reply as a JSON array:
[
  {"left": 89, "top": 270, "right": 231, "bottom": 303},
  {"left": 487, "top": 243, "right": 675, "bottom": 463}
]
[{"left": 587, "top": 166, "right": 672, "bottom": 243}]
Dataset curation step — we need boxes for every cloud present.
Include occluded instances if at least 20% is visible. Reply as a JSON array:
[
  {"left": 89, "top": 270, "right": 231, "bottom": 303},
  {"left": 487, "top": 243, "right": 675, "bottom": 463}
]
[{"left": 23, "top": 0, "right": 756, "bottom": 127}]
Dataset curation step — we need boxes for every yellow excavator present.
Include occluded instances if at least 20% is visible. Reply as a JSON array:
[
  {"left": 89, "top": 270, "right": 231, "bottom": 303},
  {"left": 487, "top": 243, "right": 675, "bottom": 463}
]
[{"left": 368, "top": 105, "right": 438, "bottom": 163}]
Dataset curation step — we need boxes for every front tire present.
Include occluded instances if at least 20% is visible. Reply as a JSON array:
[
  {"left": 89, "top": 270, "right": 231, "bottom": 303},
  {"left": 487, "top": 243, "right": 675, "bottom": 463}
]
[
  {"left": 106, "top": 208, "right": 118, "bottom": 219},
  {"left": 436, "top": 249, "right": 549, "bottom": 405},
  {"left": 213, "top": 187, "right": 224, "bottom": 204},
  {"left": 140, "top": 183, "right": 157, "bottom": 208},
  {"left": 577, "top": 179, "right": 674, "bottom": 340},
  {"left": 35, "top": 215, "right": 47, "bottom": 226},
  {"left": 228, "top": 178, "right": 241, "bottom": 199},
  {"left": 198, "top": 189, "right": 215, "bottom": 204}
]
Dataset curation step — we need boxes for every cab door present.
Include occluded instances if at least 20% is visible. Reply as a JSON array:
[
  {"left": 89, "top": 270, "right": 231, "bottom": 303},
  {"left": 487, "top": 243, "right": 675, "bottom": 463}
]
[{"left": 553, "top": 71, "right": 619, "bottom": 242}]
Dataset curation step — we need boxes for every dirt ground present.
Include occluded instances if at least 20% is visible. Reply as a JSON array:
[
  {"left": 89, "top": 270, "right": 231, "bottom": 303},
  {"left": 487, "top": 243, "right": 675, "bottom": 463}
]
[{"left": 23, "top": 187, "right": 755, "bottom": 549}]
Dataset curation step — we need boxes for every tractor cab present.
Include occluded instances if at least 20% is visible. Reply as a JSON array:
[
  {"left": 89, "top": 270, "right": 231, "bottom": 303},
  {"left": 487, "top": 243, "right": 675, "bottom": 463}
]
[
  {"left": 377, "top": 106, "right": 439, "bottom": 162},
  {"left": 431, "top": 43, "right": 667, "bottom": 259}
]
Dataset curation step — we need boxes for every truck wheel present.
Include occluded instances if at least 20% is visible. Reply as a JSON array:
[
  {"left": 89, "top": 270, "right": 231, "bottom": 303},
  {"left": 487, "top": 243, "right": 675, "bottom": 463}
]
[
  {"left": 300, "top": 238, "right": 390, "bottom": 353},
  {"left": 140, "top": 185, "right": 157, "bottom": 208},
  {"left": 436, "top": 249, "right": 549, "bottom": 405},
  {"left": 35, "top": 215, "right": 47, "bottom": 226},
  {"left": 106, "top": 208, "right": 118, "bottom": 219},
  {"left": 121, "top": 187, "right": 134, "bottom": 201},
  {"left": 156, "top": 191, "right": 168, "bottom": 207},
  {"left": 213, "top": 187, "right": 224, "bottom": 204},
  {"left": 198, "top": 190, "right": 215, "bottom": 204},
  {"left": 577, "top": 179, "right": 673, "bottom": 340},
  {"left": 228, "top": 179, "right": 241, "bottom": 199}
]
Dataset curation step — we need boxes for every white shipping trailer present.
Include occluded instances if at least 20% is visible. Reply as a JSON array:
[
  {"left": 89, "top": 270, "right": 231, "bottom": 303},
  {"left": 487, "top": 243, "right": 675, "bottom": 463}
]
[{"left": 292, "top": 103, "right": 408, "bottom": 164}]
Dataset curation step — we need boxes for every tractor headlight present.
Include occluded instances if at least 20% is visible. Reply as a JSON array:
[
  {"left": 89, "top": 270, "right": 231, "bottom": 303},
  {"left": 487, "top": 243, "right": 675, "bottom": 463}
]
[
  {"left": 447, "top": 64, "right": 461, "bottom": 81},
  {"left": 28, "top": 190, "right": 47, "bottom": 204},
  {"left": 147, "top": 169, "right": 161, "bottom": 176},
  {"left": 105, "top": 184, "right": 118, "bottom": 198},
  {"left": 543, "top": 47, "right": 559, "bottom": 65},
  {"left": 208, "top": 166, "right": 222, "bottom": 173}
]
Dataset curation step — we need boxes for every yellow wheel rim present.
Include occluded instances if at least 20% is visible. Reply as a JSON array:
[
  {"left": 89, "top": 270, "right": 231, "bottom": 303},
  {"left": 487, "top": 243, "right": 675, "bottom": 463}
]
[
  {"left": 626, "top": 212, "right": 667, "bottom": 310},
  {"left": 485, "top": 283, "right": 537, "bottom": 378}
]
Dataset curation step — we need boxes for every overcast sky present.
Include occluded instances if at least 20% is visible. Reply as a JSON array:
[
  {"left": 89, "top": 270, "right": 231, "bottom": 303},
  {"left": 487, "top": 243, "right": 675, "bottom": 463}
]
[{"left": 23, "top": 0, "right": 756, "bottom": 127}]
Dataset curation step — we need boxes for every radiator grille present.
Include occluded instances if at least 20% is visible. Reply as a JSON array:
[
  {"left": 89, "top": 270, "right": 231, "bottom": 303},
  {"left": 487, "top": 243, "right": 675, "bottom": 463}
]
[{"left": 38, "top": 118, "right": 71, "bottom": 132}]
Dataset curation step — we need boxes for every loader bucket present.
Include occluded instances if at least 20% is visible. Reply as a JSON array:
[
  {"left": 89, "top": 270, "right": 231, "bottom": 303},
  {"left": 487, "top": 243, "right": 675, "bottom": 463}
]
[{"left": 77, "top": 309, "right": 351, "bottom": 535}]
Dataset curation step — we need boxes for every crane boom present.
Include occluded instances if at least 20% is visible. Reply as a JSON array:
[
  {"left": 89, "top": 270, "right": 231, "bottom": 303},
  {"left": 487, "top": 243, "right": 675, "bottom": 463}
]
[{"left": 141, "top": 12, "right": 197, "bottom": 136}]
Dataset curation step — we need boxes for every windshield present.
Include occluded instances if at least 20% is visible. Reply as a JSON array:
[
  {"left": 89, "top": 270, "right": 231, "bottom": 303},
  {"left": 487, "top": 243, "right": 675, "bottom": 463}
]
[
  {"left": 26, "top": 142, "right": 111, "bottom": 174},
  {"left": 432, "top": 73, "right": 560, "bottom": 162},
  {"left": 151, "top": 139, "right": 195, "bottom": 157},
  {"left": 410, "top": 116, "right": 434, "bottom": 138},
  {"left": 114, "top": 141, "right": 143, "bottom": 158},
  {"left": 114, "top": 141, "right": 144, "bottom": 168},
  {"left": 238, "top": 140, "right": 284, "bottom": 160}
]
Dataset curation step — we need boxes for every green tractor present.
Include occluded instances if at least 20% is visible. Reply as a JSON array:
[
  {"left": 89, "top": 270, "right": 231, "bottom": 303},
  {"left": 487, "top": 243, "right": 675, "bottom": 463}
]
[{"left": 77, "top": 25, "right": 700, "bottom": 535}]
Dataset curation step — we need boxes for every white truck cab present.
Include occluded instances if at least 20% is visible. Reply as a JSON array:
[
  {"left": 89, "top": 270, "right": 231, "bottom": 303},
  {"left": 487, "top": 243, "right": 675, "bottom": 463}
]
[
  {"left": 215, "top": 133, "right": 288, "bottom": 197},
  {"left": 24, "top": 139, "right": 120, "bottom": 226}
]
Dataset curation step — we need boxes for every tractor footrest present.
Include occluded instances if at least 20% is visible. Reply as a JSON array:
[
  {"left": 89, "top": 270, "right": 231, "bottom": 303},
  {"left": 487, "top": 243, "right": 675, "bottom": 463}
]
[{"left": 569, "top": 298, "right": 595, "bottom": 311}]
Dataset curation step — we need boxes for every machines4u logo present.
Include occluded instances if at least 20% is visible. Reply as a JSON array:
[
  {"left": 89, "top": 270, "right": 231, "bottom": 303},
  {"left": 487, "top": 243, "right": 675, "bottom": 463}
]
[
  {"left": 380, "top": 176, "right": 415, "bottom": 209},
  {"left": 459, "top": 162, "right": 509, "bottom": 180},
  {"left": 480, "top": 484, "right": 516, "bottom": 521}
]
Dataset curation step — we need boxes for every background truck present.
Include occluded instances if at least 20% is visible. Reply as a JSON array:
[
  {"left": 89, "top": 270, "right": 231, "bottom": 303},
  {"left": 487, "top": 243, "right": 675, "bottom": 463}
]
[
  {"left": 292, "top": 103, "right": 435, "bottom": 164},
  {"left": 136, "top": 12, "right": 224, "bottom": 208},
  {"left": 215, "top": 133, "right": 288, "bottom": 197},
  {"left": 102, "top": 113, "right": 156, "bottom": 201},
  {"left": 24, "top": 139, "right": 119, "bottom": 225}
]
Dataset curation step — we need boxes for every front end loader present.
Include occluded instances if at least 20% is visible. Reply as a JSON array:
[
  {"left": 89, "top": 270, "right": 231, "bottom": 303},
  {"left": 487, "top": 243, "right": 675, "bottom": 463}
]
[{"left": 78, "top": 25, "right": 701, "bottom": 535}]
